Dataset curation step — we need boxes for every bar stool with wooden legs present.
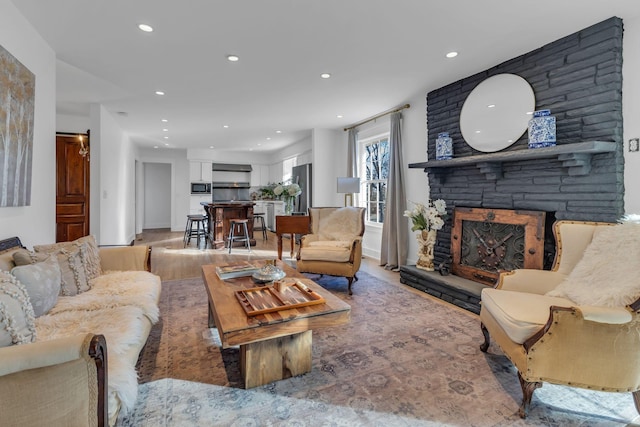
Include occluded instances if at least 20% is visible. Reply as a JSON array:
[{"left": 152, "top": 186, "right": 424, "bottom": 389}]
[{"left": 227, "top": 218, "right": 251, "bottom": 253}]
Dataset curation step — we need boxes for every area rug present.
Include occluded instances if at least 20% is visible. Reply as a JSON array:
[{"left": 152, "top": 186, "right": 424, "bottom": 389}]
[{"left": 119, "top": 273, "right": 640, "bottom": 426}]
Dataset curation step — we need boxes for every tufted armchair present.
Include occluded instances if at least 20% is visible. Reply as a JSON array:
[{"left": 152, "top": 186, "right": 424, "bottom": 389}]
[
  {"left": 479, "top": 220, "right": 640, "bottom": 418},
  {"left": 296, "top": 207, "right": 365, "bottom": 295}
]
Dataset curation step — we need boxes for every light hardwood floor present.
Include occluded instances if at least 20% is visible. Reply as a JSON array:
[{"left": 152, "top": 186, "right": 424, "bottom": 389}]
[{"left": 134, "top": 228, "right": 401, "bottom": 285}]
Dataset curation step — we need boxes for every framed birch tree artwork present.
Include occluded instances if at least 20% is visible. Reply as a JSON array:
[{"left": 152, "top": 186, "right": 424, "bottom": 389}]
[{"left": 0, "top": 44, "right": 35, "bottom": 207}]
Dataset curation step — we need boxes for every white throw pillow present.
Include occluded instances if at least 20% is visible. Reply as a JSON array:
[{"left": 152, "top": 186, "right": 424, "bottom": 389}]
[
  {"left": 0, "top": 270, "right": 37, "bottom": 347},
  {"left": 11, "top": 256, "right": 61, "bottom": 317},
  {"left": 547, "top": 222, "right": 640, "bottom": 307}
]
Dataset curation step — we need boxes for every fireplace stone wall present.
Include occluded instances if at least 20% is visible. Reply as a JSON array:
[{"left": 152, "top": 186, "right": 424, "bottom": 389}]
[{"left": 421, "top": 17, "right": 624, "bottom": 270}]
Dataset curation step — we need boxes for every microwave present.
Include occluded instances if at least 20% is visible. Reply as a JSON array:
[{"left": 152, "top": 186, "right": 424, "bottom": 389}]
[{"left": 191, "top": 182, "right": 211, "bottom": 194}]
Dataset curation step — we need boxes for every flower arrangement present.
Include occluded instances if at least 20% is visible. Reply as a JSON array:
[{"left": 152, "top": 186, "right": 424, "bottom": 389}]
[
  {"left": 404, "top": 199, "right": 447, "bottom": 232},
  {"left": 273, "top": 182, "right": 302, "bottom": 199}
]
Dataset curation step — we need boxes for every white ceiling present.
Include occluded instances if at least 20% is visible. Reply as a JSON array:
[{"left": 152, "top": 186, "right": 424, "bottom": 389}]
[{"left": 11, "top": 1, "right": 640, "bottom": 153}]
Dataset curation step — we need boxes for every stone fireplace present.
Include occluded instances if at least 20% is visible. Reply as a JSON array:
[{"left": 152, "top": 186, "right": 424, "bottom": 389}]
[{"left": 400, "top": 17, "right": 625, "bottom": 313}]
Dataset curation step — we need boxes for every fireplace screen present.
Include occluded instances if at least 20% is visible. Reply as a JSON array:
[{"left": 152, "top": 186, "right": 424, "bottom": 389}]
[{"left": 451, "top": 207, "right": 545, "bottom": 285}]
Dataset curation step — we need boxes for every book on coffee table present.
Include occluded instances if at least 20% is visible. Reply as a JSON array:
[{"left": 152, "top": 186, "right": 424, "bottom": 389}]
[{"left": 215, "top": 263, "right": 260, "bottom": 280}]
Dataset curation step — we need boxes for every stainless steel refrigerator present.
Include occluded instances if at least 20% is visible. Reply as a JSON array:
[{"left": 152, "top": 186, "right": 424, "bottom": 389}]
[{"left": 292, "top": 163, "right": 312, "bottom": 214}]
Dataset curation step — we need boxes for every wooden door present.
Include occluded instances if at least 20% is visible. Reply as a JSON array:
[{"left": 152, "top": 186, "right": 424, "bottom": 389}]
[{"left": 56, "top": 132, "right": 90, "bottom": 242}]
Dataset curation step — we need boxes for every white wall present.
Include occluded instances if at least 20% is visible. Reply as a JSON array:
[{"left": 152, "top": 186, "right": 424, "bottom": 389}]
[
  {"left": 623, "top": 14, "right": 640, "bottom": 215},
  {"left": 311, "top": 129, "right": 343, "bottom": 207},
  {"left": 143, "top": 163, "right": 171, "bottom": 229},
  {"left": 0, "top": 0, "right": 56, "bottom": 248},
  {"left": 92, "top": 105, "right": 137, "bottom": 245},
  {"left": 57, "top": 113, "right": 90, "bottom": 134}
]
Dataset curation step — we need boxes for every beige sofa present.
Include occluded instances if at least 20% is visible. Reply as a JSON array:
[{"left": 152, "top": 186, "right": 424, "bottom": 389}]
[
  {"left": 479, "top": 220, "right": 640, "bottom": 417},
  {"left": 0, "top": 236, "right": 161, "bottom": 426}
]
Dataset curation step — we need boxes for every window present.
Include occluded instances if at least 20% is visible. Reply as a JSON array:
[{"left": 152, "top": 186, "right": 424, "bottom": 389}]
[
  {"left": 360, "top": 135, "right": 389, "bottom": 224},
  {"left": 282, "top": 157, "right": 297, "bottom": 183}
]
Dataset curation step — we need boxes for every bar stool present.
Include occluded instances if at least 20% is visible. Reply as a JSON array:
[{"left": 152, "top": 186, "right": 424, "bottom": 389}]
[
  {"left": 253, "top": 213, "right": 268, "bottom": 241},
  {"left": 227, "top": 218, "right": 251, "bottom": 253},
  {"left": 184, "top": 214, "right": 206, "bottom": 248}
]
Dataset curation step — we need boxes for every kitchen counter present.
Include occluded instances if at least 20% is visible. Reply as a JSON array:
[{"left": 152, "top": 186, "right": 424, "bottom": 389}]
[{"left": 201, "top": 202, "right": 256, "bottom": 249}]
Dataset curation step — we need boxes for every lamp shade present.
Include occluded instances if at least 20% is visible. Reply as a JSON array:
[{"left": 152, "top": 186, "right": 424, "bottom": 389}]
[{"left": 337, "top": 177, "right": 360, "bottom": 193}]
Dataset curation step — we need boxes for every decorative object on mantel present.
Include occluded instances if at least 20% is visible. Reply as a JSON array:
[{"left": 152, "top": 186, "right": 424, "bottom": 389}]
[
  {"left": 435, "top": 132, "right": 453, "bottom": 160},
  {"left": 459, "top": 73, "right": 535, "bottom": 153},
  {"left": 273, "top": 182, "right": 302, "bottom": 215},
  {"left": 528, "top": 109, "right": 556, "bottom": 149},
  {"left": 404, "top": 199, "right": 447, "bottom": 271}
]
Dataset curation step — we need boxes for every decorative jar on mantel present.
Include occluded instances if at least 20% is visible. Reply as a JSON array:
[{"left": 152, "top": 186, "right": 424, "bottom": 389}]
[
  {"left": 435, "top": 132, "right": 453, "bottom": 160},
  {"left": 528, "top": 109, "right": 556, "bottom": 149}
]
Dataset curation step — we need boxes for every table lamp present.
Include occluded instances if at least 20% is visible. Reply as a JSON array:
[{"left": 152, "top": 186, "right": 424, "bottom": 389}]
[{"left": 337, "top": 177, "right": 360, "bottom": 207}]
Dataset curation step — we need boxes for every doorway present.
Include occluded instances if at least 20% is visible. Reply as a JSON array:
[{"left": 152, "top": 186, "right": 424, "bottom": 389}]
[
  {"left": 55, "top": 132, "right": 90, "bottom": 242},
  {"left": 143, "top": 162, "right": 171, "bottom": 229}
]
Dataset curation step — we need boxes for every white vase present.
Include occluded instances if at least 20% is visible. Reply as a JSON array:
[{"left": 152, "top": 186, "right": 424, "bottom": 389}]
[{"left": 416, "top": 229, "right": 437, "bottom": 271}]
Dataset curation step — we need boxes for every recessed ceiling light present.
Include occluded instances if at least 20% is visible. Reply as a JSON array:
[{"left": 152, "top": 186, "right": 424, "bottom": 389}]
[
  {"left": 487, "top": 104, "right": 496, "bottom": 108},
  {"left": 227, "top": 55, "right": 239, "bottom": 62},
  {"left": 275, "top": 130, "right": 282, "bottom": 134},
  {"left": 153, "top": 145, "right": 159, "bottom": 149},
  {"left": 223, "top": 125, "right": 229, "bottom": 128},
  {"left": 257, "top": 143, "right": 262, "bottom": 146},
  {"left": 138, "top": 24, "right": 153, "bottom": 32},
  {"left": 446, "top": 51, "right": 458, "bottom": 58},
  {"left": 266, "top": 137, "right": 271, "bottom": 140},
  {"left": 155, "top": 91, "right": 165, "bottom": 96},
  {"left": 163, "top": 136, "right": 169, "bottom": 139},
  {"left": 337, "top": 115, "right": 343, "bottom": 118},
  {"left": 164, "top": 143, "right": 169, "bottom": 146},
  {"left": 249, "top": 148, "right": 254, "bottom": 151},
  {"left": 321, "top": 73, "right": 331, "bottom": 79},
  {"left": 161, "top": 119, "right": 168, "bottom": 122},
  {"left": 475, "top": 130, "right": 481, "bottom": 133},
  {"left": 209, "top": 146, "right": 214, "bottom": 149},
  {"left": 162, "top": 129, "right": 168, "bottom": 132}
]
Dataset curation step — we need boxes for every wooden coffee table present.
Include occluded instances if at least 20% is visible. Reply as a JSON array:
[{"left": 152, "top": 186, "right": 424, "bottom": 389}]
[{"left": 202, "top": 260, "right": 351, "bottom": 388}]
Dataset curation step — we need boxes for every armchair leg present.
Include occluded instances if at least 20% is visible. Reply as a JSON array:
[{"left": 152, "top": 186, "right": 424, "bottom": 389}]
[
  {"left": 347, "top": 277, "right": 354, "bottom": 295},
  {"left": 517, "top": 372, "right": 542, "bottom": 418},
  {"left": 480, "top": 323, "right": 490, "bottom": 352},
  {"left": 632, "top": 390, "right": 640, "bottom": 415}
]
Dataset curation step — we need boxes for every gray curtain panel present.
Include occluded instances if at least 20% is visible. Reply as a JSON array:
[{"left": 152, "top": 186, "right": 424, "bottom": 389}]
[
  {"left": 347, "top": 129, "right": 358, "bottom": 178},
  {"left": 380, "top": 112, "right": 408, "bottom": 270}
]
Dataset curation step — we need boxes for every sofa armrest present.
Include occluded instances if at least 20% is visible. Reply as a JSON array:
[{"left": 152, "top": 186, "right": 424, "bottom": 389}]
[
  {"left": 0, "top": 333, "right": 108, "bottom": 427},
  {"left": 497, "top": 269, "right": 566, "bottom": 295},
  {"left": 99, "top": 245, "right": 151, "bottom": 272},
  {"left": 576, "top": 305, "right": 633, "bottom": 324}
]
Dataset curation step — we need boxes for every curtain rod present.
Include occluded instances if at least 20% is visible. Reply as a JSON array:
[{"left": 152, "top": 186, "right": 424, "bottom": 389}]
[{"left": 343, "top": 103, "right": 410, "bottom": 131}]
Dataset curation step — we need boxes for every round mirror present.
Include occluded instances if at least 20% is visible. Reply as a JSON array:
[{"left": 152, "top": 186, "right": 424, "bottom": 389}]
[{"left": 460, "top": 73, "right": 535, "bottom": 153}]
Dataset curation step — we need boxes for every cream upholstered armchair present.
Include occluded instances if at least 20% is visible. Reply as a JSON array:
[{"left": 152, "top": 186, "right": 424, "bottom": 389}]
[
  {"left": 480, "top": 220, "right": 640, "bottom": 418},
  {"left": 296, "top": 207, "right": 365, "bottom": 295}
]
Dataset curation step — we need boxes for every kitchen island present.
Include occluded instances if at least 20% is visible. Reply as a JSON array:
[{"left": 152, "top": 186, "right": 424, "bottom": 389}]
[{"left": 201, "top": 202, "right": 256, "bottom": 249}]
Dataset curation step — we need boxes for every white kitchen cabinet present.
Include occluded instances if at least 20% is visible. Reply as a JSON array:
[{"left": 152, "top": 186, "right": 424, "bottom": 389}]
[
  {"left": 189, "top": 161, "right": 213, "bottom": 182},
  {"left": 250, "top": 164, "right": 271, "bottom": 187}
]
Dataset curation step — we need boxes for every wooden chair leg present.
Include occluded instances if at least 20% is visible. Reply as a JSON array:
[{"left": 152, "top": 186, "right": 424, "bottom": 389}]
[
  {"left": 480, "top": 323, "right": 490, "bottom": 352},
  {"left": 517, "top": 372, "right": 542, "bottom": 418},
  {"left": 632, "top": 390, "right": 640, "bottom": 415},
  {"left": 347, "top": 277, "right": 354, "bottom": 295}
]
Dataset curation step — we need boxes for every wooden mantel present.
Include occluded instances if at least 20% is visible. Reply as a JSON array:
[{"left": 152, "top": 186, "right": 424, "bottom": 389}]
[{"left": 409, "top": 141, "right": 617, "bottom": 182}]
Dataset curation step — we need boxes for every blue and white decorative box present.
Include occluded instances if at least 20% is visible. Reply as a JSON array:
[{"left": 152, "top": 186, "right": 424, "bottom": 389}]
[
  {"left": 528, "top": 109, "right": 556, "bottom": 149},
  {"left": 436, "top": 132, "right": 453, "bottom": 160}
]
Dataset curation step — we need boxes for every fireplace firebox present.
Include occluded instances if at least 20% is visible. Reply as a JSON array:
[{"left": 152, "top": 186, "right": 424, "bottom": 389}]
[{"left": 451, "top": 207, "right": 545, "bottom": 286}]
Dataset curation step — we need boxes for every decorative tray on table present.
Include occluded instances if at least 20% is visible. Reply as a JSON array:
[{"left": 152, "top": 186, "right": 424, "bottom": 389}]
[{"left": 235, "top": 278, "right": 326, "bottom": 316}]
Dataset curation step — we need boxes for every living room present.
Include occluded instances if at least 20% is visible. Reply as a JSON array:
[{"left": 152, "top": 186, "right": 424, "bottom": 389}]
[{"left": 2, "top": 1, "right": 640, "bottom": 426}]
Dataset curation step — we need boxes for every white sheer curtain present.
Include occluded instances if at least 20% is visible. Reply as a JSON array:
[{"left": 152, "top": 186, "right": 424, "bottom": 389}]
[{"left": 380, "top": 112, "right": 407, "bottom": 270}]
